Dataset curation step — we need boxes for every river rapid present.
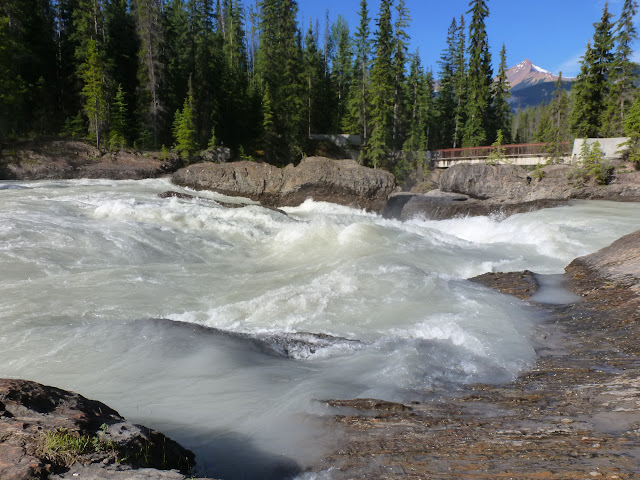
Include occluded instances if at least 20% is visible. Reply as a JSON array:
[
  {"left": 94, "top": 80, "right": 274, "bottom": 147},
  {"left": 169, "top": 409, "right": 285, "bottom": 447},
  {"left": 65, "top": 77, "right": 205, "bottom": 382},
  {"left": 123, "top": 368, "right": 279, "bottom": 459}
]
[{"left": 1, "top": 178, "right": 640, "bottom": 478}]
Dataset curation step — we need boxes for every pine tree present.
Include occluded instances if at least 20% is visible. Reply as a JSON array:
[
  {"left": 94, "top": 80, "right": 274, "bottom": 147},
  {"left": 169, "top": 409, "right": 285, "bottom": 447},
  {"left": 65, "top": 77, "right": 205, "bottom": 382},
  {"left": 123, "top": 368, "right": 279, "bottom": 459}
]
[
  {"left": 621, "top": 96, "right": 640, "bottom": 167},
  {"left": 78, "top": 37, "right": 108, "bottom": 147},
  {"left": 544, "top": 73, "right": 570, "bottom": 163},
  {"left": 452, "top": 14, "right": 467, "bottom": 149},
  {"left": 109, "top": 84, "right": 127, "bottom": 150},
  {"left": 345, "top": 0, "right": 371, "bottom": 149},
  {"left": 435, "top": 17, "right": 458, "bottom": 149},
  {"left": 404, "top": 51, "right": 432, "bottom": 153},
  {"left": 330, "top": 15, "right": 352, "bottom": 131},
  {"left": 302, "top": 21, "right": 325, "bottom": 136},
  {"left": 173, "top": 83, "right": 198, "bottom": 160},
  {"left": 490, "top": 43, "right": 511, "bottom": 144},
  {"left": 392, "top": 0, "right": 410, "bottom": 151},
  {"left": 134, "top": 0, "right": 165, "bottom": 148},
  {"left": 463, "top": 0, "right": 493, "bottom": 147},
  {"left": 0, "top": 0, "right": 26, "bottom": 145},
  {"left": 570, "top": 3, "right": 615, "bottom": 138},
  {"left": 257, "top": 0, "right": 304, "bottom": 164},
  {"left": 603, "top": 0, "right": 639, "bottom": 136},
  {"left": 367, "top": 0, "right": 394, "bottom": 168}
]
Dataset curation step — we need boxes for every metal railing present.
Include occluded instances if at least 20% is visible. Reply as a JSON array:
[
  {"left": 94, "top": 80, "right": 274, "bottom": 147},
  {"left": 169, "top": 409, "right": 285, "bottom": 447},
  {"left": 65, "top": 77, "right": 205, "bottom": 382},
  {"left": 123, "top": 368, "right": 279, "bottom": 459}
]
[{"left": 431, "top": 142, "right": 572, "bottom": 160}]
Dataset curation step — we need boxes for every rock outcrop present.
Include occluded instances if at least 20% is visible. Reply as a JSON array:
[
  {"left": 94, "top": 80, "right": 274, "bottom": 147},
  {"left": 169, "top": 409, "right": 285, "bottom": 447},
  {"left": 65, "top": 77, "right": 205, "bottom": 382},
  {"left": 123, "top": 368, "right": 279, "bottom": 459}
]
[
  {"left": 0, "top": 379, "right": 196, "bottom": 480},
  {"left": 0, "top": 140, "right": 181, "bottom": 180},
  {"left": 171, "top": 156, "right": 396, "bottom": 212},
  {"left": 386, "top": 163, "right": 640, "bottom": 220},
  {"left": 439, "top": 163, "right": 640, "bottom": 202},
  {"left": 312, "top": 230, "right": 640, "bottom": 479}
]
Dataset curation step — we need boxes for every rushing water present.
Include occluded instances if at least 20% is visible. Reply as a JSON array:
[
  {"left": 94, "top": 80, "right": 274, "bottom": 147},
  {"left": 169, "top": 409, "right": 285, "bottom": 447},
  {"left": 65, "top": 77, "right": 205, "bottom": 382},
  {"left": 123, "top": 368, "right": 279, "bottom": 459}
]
[{"left": 2, "top": 178, "right": 640, "bottom": 478}]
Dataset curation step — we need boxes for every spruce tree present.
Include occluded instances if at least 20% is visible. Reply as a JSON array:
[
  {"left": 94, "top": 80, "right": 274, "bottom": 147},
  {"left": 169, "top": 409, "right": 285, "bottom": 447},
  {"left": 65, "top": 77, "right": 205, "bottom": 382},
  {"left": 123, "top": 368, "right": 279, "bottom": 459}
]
[
  {"left": 603, "top": 0, "right": 639, "bottom": 136},
  {"left": 345, "top": 0, "right": 371, "bottom": 150},
  {"left": 490, "top": 43, "right": 512, "bottom": 144},
  {"left": 134, "top": 0, "right": 166, "bottom": 148},
  {"left": 463, "top": 0, "right": 493, "bottom": 147},
  {"left": 173, "top": 83, "right": 198, "bottom": 160},
  {"left": 257, "top": 0, "right": 304, "bottom": 164},
  {"left": 392, "top": 0, "right": 410, "bottom": 151},
  {"left": 621, "top": 96, "right": 640, "bottom": 167},
  {"left": 302, "top": 21, "right": 325, "bottom": 136},
  {"left": 570, "top": 3, "right": 615, "bottom": 138},
  {"left": 452, "top": 14, "right": 467, "bottom": 149},
  {"left": 78, "top": 37, "right": 109, "bottom": 148},
  {"left": 545, "top": 73, "right": 571, "bottom": 162},
  {"left": 435, "top": 17, "right": 458, "bottom": 149},
  {"left": 109, "top": 84, "right": 127, "bottom": 150},
  {"left": 330, "top": 15, "right": 352, "bottom": 131},
  {"left": 367, "top": 0, "right": 395, "bottom": 168}
]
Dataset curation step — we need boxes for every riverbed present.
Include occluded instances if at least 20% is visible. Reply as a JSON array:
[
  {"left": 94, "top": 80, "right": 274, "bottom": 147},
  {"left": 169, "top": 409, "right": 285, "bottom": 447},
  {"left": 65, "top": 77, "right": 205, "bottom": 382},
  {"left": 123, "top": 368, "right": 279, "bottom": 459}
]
[{"left": 1, "top": 178, "right": 639, "bottom": 478}]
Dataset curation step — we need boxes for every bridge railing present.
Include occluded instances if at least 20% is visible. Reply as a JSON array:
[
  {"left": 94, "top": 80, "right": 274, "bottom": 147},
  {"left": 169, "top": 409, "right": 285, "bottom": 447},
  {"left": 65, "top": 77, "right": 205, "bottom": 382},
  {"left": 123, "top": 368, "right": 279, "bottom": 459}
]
[{"left": 431, "top": 142, "right": 572, "bottom": 160}]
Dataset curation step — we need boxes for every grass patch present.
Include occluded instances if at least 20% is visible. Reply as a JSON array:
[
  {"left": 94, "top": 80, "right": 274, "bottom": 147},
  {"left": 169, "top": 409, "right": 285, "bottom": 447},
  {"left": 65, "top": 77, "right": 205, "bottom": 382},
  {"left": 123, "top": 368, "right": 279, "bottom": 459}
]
[{"left": 37, "top": 426, "right": 120, "bottom": 467}]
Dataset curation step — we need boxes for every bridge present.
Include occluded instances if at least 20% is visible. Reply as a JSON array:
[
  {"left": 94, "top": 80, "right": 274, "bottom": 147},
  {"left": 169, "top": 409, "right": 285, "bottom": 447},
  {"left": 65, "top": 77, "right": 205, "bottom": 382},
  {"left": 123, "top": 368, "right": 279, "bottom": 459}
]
[{"left": 430, "top": 142, "right": 572, "bottom": 168}]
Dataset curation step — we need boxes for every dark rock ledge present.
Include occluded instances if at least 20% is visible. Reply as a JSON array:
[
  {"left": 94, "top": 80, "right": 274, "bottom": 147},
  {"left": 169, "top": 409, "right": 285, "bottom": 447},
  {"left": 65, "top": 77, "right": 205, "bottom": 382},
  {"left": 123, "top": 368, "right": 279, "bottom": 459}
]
[
  {"left": 0, "top": 379, "right": 213, "bottom": 480},
  {"left": 309, "top": 230, "right": 640, "bottom": 479}
]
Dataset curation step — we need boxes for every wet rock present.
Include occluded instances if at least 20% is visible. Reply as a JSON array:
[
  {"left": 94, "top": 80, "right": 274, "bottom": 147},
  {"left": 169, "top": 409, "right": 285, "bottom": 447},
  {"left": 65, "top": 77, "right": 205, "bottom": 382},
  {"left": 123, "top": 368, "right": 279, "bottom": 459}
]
[
  {"left": 439, "top": 163, "right": 640, "bottom": 203},
  {"left": 170, "top": 156, "right": 396, "bottom": 213},
  {"left": 382, "top": 191, "right": 565, "bottom": 221},
  {"left": 158, "top": 191, "right": 197, "bottom": 200},
  {"left": 144, "top": 318, "right": 362, "bottom": 360},
  {"left": 0, "top": 140, "right": 182, "bottom": 180},
  {"left": 309, "top": 231, "right": 640, "bottom": 479},
  {"left": 470, "top": 270, "right": 540, "bottom": 300},
  {"left": 0, "top": 379, "right": 195, "bottom": 479}
]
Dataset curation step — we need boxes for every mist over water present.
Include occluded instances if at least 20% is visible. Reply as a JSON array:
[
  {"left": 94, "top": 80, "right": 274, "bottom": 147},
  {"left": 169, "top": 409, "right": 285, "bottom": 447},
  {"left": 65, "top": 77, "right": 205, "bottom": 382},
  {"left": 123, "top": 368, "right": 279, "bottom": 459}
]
[{"left": 2, "top": 178, "right": 639, "bottom": 478}]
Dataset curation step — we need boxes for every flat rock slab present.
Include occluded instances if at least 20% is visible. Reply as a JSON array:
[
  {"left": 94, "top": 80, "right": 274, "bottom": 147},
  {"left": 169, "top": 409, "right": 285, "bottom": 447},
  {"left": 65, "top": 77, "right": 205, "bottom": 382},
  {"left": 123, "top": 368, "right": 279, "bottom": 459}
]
[{"left": 311, "top": 230, "right": 640, "bottom": 479}]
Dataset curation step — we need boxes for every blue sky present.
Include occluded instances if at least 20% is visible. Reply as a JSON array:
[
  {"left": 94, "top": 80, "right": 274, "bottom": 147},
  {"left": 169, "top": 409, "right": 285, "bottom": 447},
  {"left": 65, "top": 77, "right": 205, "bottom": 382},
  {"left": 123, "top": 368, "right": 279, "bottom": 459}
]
[{"left": 295, "top": 0, "right": 640, "bottom": 78}]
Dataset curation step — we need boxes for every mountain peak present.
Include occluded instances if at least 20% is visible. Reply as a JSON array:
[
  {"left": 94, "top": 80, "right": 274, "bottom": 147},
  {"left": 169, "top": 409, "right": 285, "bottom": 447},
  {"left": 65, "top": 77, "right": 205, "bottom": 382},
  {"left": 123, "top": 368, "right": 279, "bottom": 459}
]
[{"left": 507, "top": 59, "right": 557, "bottom": 88}]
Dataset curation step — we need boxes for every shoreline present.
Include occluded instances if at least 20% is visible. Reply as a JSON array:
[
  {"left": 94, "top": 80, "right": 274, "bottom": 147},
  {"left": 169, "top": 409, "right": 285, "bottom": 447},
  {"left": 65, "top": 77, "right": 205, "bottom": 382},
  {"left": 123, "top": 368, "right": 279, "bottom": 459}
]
[{"left": 306, "top": 232, "right": 640, "bottom": 479}]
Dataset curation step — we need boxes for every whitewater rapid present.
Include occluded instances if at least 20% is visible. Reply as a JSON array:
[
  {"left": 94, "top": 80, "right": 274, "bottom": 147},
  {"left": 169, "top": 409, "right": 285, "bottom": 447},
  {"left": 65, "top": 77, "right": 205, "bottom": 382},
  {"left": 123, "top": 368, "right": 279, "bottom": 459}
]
[{"left": 1, "top": 178, "right": 639, "bottom": 478}]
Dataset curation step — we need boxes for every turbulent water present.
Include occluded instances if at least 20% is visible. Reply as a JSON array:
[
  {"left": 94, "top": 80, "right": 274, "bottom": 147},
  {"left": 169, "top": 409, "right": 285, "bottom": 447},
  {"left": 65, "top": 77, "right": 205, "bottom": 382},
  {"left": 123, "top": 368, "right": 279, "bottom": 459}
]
[{"left": 2, "top": 178, "right": 640, "bottom": 478}]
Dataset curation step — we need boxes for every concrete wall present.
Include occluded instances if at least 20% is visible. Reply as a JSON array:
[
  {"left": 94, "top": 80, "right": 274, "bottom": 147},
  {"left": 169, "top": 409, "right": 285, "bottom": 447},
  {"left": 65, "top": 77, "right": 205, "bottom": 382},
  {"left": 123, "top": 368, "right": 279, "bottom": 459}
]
[
  {"left": 571, "top": 138, "right": 629, "bottom": 161},
  {"left": 435, "top": 156, "right": 569, "bottom": 168}
]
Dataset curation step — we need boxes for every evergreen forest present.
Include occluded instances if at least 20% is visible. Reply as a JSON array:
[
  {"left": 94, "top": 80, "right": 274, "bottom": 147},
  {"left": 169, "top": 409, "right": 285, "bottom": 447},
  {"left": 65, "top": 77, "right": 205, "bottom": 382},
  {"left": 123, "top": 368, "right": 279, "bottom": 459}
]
[{"left": 1, "top": 0, "right": 639, "bottom": 174}]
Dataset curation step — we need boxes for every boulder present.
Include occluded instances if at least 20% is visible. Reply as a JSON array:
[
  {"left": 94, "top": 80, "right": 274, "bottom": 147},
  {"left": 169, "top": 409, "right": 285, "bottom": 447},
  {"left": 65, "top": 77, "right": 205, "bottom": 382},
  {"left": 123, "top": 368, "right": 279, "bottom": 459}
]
[
  {"left": 566, "top": 230, "right": 640, "bottom": 290},
  {"left": 171, "top": 156, "right": 396, "bottom": 213},
  {"left": 0, "top": 379, "right": 195, "bottom": 479}
]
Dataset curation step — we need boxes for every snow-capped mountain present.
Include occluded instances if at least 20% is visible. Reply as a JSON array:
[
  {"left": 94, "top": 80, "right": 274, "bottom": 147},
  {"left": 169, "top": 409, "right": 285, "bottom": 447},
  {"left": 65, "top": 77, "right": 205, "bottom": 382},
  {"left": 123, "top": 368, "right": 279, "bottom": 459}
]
[
  {"left": 506, "top": 58, "right": 558, "bottom": 88},
  {"left": 506, "top": 59, "right": 574, "bottom": 110}
]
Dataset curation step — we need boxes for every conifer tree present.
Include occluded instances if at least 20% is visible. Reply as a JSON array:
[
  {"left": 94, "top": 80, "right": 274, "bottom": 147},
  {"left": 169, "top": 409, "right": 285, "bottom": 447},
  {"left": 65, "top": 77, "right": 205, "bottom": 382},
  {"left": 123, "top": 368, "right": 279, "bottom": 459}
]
[
  {"left": 0, "top": 0, "right": 26, "bottom": 145},
  {"left": 392, "top": 0, "right": 410, "bottom": 151},
  {"left": 257, "top": 0, "right": 304, "bottom": 164},
  {"left": 543, "top": 73, "right": 571, "bottom": 162},
  {"left": 490, "top": 43, "right": 512, "bottom": 144},
  {"left": 404, "top": 51, "right": 432, "bottom": 153},
  {"left": 435, "top": 17, "right": 458, "bottom": 149},
  {"left": 330, "top": 15, "right": 352, "bottom": 131},
  {"left": 79, "top": 37, "right": 108, "bottom": 147},
  {"left": 452, "top": 14, "right": 467, "bottom": 149},
  {"left": 345, "top": 0, "right": 371, "bottom": 149},
  {"left": 134, "top": 0, "right": 165, "bottom": 148},
  {"left": 463, "top": 0, "right": 493, "bottom": 147},
  {"left": 603, "top": 0, "right": 638, "bottom": 136},
  {"left": 622, "top": 96, "right": 640, "bottom": 167},
  {"left": 173, "top": 82, "right": 198, "bottom": 160},
  {"left": 109, "top": 84, "right": 127, "bottom": 150},
  {"left": 303, "top": 21, "right": 325, "bottom": 136},
  {"left": 367, "top": 0, "right": 394, "bottom": 168},
  {"left": 570, "top": 3, "right": 615, "bottom": 138}
]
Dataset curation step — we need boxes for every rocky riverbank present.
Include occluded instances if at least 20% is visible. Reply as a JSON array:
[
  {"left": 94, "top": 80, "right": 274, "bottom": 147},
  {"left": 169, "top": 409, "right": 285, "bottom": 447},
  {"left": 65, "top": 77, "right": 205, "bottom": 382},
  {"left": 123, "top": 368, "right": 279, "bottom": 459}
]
[
  {"left": 0, "top": 139, "right": 182, "bottom": 180},
  {"left": 0, "top": 379, "right": 211, "bottom": 480},
  {"left": 308, "top": 230, "right": 640, "bottom": 479},
  {"left": 386, "top": 163, "right": 640, "bottom": 220}
]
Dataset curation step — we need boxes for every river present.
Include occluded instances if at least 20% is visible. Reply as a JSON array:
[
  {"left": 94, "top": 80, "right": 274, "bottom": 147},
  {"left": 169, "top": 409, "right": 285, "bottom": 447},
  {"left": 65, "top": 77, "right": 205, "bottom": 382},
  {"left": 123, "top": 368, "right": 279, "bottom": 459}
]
[{"left": 1, "top": 178, "right": 639, "bottom": 479}]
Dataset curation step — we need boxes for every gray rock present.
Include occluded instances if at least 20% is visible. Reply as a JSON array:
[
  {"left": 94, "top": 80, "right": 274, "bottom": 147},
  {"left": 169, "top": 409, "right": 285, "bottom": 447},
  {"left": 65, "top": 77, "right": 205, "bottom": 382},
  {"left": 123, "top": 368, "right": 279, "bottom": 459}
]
[
  {"left": 0, "top": 379, "right": 195, "bottom": 480},
  {"left": 567, "top": 230, "right": 640, "bottom": 289},
  {"left": 171, "top": 156, "right": 396, "bottom": 213}
]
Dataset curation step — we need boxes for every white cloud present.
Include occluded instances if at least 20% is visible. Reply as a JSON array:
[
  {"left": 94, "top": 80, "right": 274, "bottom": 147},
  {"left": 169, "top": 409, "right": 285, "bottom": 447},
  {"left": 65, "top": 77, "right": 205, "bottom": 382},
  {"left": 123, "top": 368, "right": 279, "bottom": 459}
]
[{"left": 553, "top": 52, "right": 584, "bottom": 78}]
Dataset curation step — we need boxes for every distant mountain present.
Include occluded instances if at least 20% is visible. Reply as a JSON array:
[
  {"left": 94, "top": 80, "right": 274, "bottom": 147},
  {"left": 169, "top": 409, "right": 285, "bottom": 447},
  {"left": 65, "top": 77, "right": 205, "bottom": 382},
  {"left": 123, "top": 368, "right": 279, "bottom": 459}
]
[{"left": 506, "top": 59, "right": 573, "bottom": 111}]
